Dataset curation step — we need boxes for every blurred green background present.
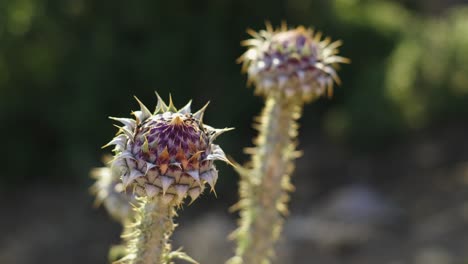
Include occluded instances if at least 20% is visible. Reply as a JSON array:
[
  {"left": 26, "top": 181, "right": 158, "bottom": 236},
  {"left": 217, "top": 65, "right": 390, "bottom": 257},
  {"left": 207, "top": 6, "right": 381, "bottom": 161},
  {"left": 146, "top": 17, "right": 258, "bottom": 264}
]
[{"left": 1, "top": 0, "right": 468, "bottom": 263}]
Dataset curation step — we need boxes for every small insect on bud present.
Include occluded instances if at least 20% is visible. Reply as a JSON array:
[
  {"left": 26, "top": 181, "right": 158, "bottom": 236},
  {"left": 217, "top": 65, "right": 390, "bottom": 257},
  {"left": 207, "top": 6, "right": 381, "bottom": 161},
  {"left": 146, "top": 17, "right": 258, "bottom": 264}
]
[
  {"left": 105, "top": 93, "right": 232, "bottom": 205},
  {"left": 239, "top": 22, "right": 350, "bottom": 102}
]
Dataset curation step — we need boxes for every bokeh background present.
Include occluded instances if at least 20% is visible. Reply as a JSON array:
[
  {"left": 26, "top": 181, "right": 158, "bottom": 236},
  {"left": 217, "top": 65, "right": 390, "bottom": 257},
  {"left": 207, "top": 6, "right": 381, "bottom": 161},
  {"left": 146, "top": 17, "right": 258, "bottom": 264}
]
[{"left": 1, "top": 0, "right": 468, "bottom": 263}]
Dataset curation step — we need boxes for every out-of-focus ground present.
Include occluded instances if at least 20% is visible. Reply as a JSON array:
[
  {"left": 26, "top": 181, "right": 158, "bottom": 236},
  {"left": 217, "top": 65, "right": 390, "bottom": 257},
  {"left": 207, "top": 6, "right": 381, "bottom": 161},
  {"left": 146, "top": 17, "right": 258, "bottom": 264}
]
[{"left": 1, "top": 122, "right": 467, "bottom": 264}]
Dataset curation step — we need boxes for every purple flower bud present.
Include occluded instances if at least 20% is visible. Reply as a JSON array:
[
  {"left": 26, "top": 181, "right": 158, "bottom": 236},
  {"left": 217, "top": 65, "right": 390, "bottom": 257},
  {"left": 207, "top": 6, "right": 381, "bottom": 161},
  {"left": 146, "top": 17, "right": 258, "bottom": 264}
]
[
  {"left": 239, "top": 23, "right": 350, "bottom": 102},
  {"left": 105, "top": 94, "right": 232, "bottom": 205}
]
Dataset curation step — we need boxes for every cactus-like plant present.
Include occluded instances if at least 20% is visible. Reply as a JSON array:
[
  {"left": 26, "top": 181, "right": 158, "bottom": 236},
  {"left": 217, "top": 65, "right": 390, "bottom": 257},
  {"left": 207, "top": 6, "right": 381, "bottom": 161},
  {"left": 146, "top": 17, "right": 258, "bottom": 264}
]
[
  {"left": 229, "top": 23, "right": 349, "bottom": 264},
  {"left": 105, "top": 93, "right": 232, "bottom": 264}
]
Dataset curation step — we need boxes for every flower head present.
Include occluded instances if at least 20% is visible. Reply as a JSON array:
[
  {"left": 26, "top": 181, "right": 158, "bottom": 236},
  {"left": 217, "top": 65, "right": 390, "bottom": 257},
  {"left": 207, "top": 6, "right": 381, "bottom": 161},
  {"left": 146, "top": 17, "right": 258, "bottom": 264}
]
[
  {"left": 90, "top": 155, "right": 136, "bottom": 222},
  {"left": 239, "top": 23, "right": 350, "bottom": 102},
  {"left": 105, "top": 93, "right": 232, "bottom": 205}
]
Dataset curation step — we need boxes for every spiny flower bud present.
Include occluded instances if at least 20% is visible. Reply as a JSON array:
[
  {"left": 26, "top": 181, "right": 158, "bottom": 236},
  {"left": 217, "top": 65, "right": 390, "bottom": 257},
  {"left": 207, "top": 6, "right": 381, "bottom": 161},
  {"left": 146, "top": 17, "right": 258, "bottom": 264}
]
[
  {"left": 90, "top": 156, "right": 136, "bottom": 223},
  {"left": 105, "top": 93, "right": 232, "bottom": 205},
  {"left": 239, "top": 23, "right": 350, "bottom": 102}
]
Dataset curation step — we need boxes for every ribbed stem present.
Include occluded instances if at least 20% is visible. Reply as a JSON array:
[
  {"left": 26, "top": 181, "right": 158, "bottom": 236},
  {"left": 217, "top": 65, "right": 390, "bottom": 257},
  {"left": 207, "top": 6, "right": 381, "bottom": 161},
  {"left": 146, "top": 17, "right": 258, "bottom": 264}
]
[
  {"left": 117, "top": 197, "right": 176, "bottom": 264},
  {"left": 229, "top": 94, "right": 302, "bottom": 264}
]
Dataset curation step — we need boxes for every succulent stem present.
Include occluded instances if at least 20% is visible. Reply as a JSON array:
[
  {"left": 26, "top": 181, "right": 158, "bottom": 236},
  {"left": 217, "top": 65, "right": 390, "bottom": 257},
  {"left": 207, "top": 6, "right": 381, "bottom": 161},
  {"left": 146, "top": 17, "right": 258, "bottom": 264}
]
[
  {"left": 229, "top": 93, "right": 301, "bottom": 264},
  {"left": 117, "top": 197, "right": 176, "bottom": 264}
]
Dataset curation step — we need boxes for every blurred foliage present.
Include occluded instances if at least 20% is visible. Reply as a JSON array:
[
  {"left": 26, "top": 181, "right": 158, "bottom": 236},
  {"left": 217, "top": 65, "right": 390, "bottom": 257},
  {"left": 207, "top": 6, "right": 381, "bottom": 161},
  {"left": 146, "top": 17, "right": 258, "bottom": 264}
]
[
  {"left": 1, "top": 0, "right": 468, "bottom": 189},
  {"left": 322, "top": 0, "right": 468, "bottom": 146}
]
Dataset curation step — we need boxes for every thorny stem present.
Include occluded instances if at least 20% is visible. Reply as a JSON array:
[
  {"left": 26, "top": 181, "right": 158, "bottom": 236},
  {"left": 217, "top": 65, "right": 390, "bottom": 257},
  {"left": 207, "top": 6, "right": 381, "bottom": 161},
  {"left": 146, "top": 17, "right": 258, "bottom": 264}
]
[
  {"left": 229, "top": 93, "right": 301, "bottom": 264},
  {"left": 117, "top": 197, "right": 176, "bottom": 264}
]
